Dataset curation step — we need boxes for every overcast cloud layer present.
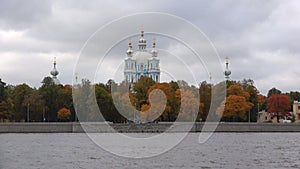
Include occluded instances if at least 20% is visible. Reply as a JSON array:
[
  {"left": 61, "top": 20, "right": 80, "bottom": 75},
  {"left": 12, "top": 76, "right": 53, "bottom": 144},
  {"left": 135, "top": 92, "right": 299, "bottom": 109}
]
[{"left": 0, "top": 0, "right": 299, "bottom": 95}]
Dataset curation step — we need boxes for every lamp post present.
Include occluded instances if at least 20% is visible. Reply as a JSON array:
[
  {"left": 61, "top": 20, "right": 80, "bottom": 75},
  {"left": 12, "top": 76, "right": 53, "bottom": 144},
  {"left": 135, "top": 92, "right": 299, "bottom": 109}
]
[
  {"left": 43, "top": 107, "right": 45, "bottom": 122},
  {"left": 257, "top": 103, "right": 260, "bottom": 123},
  {"left": 248, "top": 110, "right": 250, "bottom": 123},
  {"left": 27, "top": 103, "right": 30, "bottom": 122}
]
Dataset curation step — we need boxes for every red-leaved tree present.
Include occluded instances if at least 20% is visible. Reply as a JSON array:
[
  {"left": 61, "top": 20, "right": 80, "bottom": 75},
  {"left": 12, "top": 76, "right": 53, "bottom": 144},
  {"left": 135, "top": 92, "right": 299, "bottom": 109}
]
[{"left": 267, "top": 94, "right": 290, "bottom": 122}]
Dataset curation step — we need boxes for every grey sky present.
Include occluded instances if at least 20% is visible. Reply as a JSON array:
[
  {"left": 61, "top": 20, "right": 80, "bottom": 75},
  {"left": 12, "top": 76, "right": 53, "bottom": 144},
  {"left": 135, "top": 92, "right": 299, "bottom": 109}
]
[{"left": 0, "top": 0, "right": 299, "bottom": 95}]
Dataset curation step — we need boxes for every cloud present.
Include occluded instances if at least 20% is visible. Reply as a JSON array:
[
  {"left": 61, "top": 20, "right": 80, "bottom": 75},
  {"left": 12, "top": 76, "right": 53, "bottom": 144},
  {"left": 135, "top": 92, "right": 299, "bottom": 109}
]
[
  {"left": 0, "top": 0, "right": 299, "bottom": 95},
  {"left": 0, "top": 0, "right": 52, "bottom": 30}
]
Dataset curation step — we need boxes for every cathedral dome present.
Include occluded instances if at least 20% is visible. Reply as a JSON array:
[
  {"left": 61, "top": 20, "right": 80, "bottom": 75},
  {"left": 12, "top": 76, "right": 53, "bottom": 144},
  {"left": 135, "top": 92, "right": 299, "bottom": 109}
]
[
  {"left": 133, "top": 51, "right": 152, "bottom": 64},
  {"left": 224, "top": 69, "right": 231, "bottom": 76},
  {"left": 50, "top": 57, "right": 60, "bottom": 84},
  {"left": 51, "top": 68, "right": 59, "bottom": 76},
  {"left": 124, "top": 28, "right": 160, "bottom": 85}
]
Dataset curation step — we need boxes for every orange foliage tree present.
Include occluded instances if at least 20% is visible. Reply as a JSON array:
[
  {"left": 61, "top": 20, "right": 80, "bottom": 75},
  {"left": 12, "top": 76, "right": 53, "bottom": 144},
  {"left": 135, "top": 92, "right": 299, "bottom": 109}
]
[
  {"left": 217, "top": 84, "right": 253, "bottom": 121},
  {"left": 222, "top": 95, "right": 253, "bottom": 121},
  {"left": 57, "top": 108, "right": 71, "bottom": 122},
  {"left": 227, "top": 84, "right": 250, "bottom": 99},
  {"left": 141, "top": 83, "right": 174, "bottom": 122},
  {"left": 175, "top": 88, "right": 200, "bottom": 121},
  {"left": 257, "top": 94, "right": 267, "bottom": 111}
]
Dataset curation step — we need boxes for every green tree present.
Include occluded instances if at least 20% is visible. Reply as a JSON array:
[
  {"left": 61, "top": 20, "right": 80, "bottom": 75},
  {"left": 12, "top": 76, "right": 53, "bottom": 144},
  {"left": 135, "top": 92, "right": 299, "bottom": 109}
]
[
  {"left": 38, "top": 77, "right": 59, "bottom": 121},
  {"left": 4, "top": 85, "right": 15, "bottom": 121},
  {"left": 94, "top": 83, "right": 124, "bottom": 122},
  {"left": 133, "top": 76, "right": 155, "bottom": 109},
  {"left": 0, "top": 78, "right": 6, "bottom": 102},
  {"left": 0, "top": 101, "right": 9, "bottom": 121},
  {"left": 257, "top": 94, "right": 267, "bottom": 111},
  {"left": 22, "top": 91, "right": 45, "bottom": 122},
  {"left": 267, "top": 87, "right": 281, "bottom": 98},
  {"left": 287, "top": 91, "right": 300, "bottom": 110},
  {"left": 13, "top": 83, "right": 33, "bottom": 121},
  {"left": 199, "top": 81, "right": 212, "bottom": 121},
  {"left": 240, "top": 78, "right": 254, "bottom": 89},
  {"left": 56, "top": 85, "right": 75, "bottom": 121},
  {"left": 73, "top": 79, "right": 92, "bottom": 122},
  {"left": 245, "top": 84, "right": 259, "bottom": 122}
]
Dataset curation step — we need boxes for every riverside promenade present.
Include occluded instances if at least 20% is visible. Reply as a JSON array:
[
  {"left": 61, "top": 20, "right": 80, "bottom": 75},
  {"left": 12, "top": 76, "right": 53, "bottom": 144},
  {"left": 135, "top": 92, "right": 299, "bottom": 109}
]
[{"left": 0, "top": 122, "right": 300, "bottom": 133}]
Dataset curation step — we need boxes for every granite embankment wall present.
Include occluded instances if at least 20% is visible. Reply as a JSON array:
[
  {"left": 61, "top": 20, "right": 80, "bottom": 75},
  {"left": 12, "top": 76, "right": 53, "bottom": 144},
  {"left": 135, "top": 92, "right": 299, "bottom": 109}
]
[{"left": 0, "top": 122, "right": 300, "bottom": 133}]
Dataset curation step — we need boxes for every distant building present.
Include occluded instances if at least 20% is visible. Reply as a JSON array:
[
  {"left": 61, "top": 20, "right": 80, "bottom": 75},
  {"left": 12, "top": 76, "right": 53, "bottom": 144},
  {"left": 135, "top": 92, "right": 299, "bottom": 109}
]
[
  {"left": 293, "top": 101, "right": 300, "bottom": 122},
  {"left": 124, "top": 29, "right": 160, "bottom": 85},
  {"left": 257, "top": 110, "right": 272, "bottom": 123},
  {"left": 257, "top": 110, "right": 289, "bottom": 123},
  {"left": 50, "top": 57, "right": 60, "bottom": 84}
]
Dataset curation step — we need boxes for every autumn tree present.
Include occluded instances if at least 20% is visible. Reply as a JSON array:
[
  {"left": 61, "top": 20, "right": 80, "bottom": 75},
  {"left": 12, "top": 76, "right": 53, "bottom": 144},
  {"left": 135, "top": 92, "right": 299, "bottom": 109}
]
[
  {"left": 219, "top": 95, "right": 253, "bottom": 121},
  {"left": 57, "top": 108, "right": 71, "bottom": 122},
  {"left": 176, "top": 88, "right": 200, "bottom": 121},
  {"left": 218, "top": 84, "right": 253, "bottom": 122},
  {"left": 267, "top": 94, "right": 290, "bottom": 123},
  {"left": 227, "top": 84, "right": 250, "bottom": 99},
  {"left": 141, "top": 88, "right": 168, "bottom": 122},
  {"left": 141, "top": 83, "right": 174, "bottom": 122}
]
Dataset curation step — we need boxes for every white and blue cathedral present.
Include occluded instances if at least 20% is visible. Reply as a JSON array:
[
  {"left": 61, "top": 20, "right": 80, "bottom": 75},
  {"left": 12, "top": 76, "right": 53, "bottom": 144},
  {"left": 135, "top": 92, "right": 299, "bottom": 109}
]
[{"left": 124, "top": 29, "right": 160, "bottom": 84}]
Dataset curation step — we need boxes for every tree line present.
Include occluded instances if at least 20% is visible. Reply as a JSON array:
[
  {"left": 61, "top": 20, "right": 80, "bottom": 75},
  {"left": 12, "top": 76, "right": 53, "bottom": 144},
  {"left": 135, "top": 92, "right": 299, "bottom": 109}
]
[{"left": 0, "top": 77, "right": 299, "bottom": 122}]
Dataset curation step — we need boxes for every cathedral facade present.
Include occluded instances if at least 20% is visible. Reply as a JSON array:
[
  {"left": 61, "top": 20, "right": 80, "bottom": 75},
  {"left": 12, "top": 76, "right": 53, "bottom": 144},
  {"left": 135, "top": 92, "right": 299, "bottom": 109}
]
[{"left": 124, "top": 29, "right": 160, "bottom": 84}]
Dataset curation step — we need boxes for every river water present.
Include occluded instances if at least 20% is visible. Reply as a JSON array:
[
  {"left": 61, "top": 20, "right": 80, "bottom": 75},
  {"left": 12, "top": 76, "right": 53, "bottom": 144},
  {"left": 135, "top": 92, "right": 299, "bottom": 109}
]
[{"left": 0, "top": 133, "right": 299, "bottom": 169}]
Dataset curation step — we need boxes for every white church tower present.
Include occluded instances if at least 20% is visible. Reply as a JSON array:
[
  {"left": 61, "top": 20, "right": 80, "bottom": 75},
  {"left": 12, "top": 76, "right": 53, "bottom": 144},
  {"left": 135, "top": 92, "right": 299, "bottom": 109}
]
[
  {"left": 50, "top": 57, "right": 60, "bottom": 84},
  {"left": 124, "top": 29, "right": 160, "bottom": 84}
]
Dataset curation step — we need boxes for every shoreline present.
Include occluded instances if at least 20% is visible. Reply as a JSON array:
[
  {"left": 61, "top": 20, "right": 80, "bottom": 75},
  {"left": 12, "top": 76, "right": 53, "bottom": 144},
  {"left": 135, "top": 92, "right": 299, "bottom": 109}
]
[{"left": 0, "top": 122, "right": 300, "bottom": 133}]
